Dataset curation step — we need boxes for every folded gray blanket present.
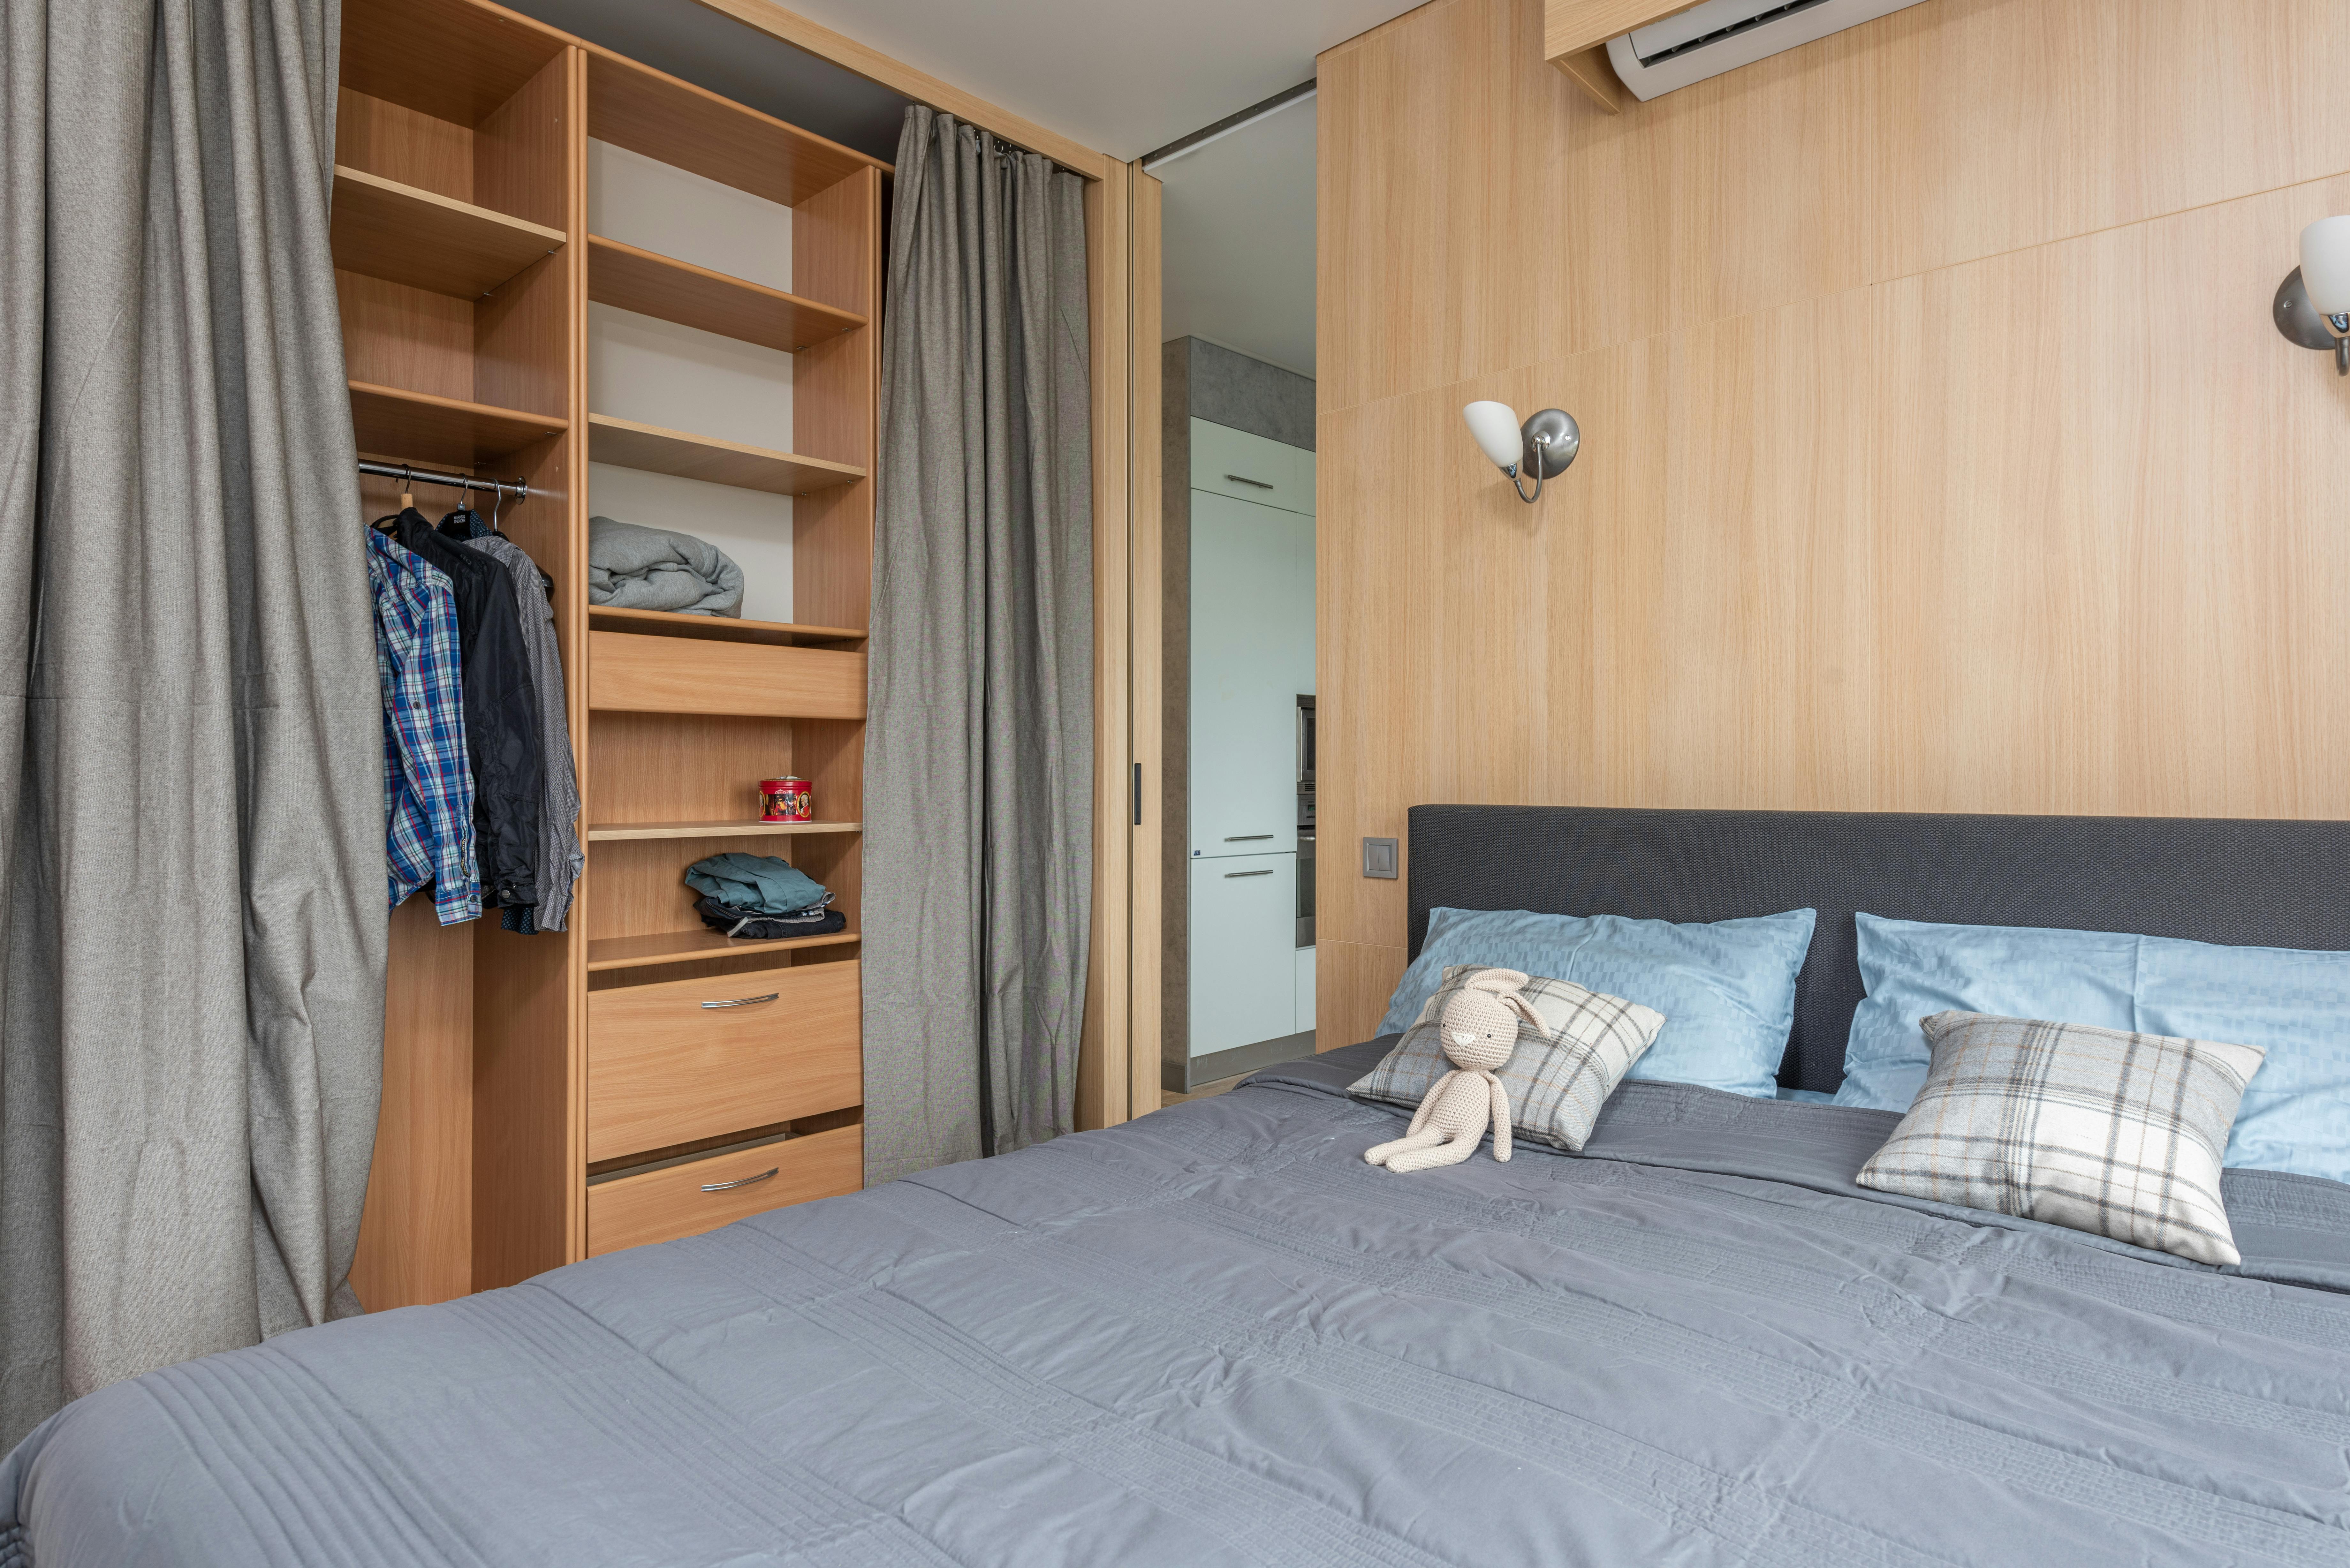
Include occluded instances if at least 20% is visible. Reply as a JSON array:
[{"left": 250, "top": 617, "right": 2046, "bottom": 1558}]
[{"left": 587, "top": 515, "right": 743, "bottom": 616}]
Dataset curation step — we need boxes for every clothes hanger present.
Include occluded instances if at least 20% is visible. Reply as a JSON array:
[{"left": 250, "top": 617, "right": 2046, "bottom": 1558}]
[{"left": 398, "top": 463, "right": 413, "bottom": 511}]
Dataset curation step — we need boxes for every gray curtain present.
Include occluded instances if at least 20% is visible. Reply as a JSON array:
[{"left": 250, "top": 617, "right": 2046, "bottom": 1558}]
[
  {"left": 864, "top": 107, "right": 1093, "bottom": 1184},
  {"left": 0, "top": 0, "right": 383, "bottom": 1450}
]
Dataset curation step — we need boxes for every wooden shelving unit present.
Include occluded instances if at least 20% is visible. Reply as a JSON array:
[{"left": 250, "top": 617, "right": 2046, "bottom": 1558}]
[
  {"left": 587, "top": 235, "right": 862, "bottom": 355},
  {"left": 586, "top": 820, "right": 863, "bottom": 841},
  {"left": 587, "top": 413, "right": 864, "bottom": 497},
  {"left": 332, "top": 167, "right": 565, "bottom": 299},
  {"left": 584, "top": 928, "right": 860, "bottom": 972},
  {"left": 341, "top": 0, "right": 886, "bottom": 1310}
]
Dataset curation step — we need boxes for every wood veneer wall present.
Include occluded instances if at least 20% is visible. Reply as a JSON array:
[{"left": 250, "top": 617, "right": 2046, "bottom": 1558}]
[{"left": 1315, "top": 0, "right": 2350, "bottom": 1046}]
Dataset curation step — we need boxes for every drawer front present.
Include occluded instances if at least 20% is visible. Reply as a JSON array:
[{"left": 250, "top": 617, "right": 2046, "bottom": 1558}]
[
  {"left": 588, "top": 631, "right": 865, "bottom": 719},
  {"left": 588, "top": 1123, "right": 862, "bottom": 1256},
  {"left": 1190, "top": 418, "right": 1299, "bottom": 511},
  {"left": 588, "top": 962, "right": 861, "bottom": 1163}
]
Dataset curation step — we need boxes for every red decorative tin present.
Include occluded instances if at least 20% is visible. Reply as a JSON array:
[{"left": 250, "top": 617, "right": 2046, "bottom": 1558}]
[{"left": 761, "top": 776, "right": 812, "bottom": 822}]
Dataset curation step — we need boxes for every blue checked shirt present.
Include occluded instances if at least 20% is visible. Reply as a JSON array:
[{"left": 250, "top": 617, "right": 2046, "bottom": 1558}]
[{"left": 368, "top": 528, "right": 480, "bottom": 923}]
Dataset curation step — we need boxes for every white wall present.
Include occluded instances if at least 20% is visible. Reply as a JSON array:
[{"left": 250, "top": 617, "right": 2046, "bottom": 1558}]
[{"left": 585, "top": 139, "right": 796, "bottom": 622}]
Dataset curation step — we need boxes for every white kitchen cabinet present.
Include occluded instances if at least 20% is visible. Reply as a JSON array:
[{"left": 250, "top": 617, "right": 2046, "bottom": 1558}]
[
  {"left": 1190, "top": 488, "right": 1314, "bottom": 857},
  {"left": 1189, "top": 852, "right": 1299, "bottom": 1057},
  {"left": 1296, "top": 446, "right": 1315, "bottom": 516},
  {"left": 1191, "top": 418, "right": 1302, "bottom": 512}
]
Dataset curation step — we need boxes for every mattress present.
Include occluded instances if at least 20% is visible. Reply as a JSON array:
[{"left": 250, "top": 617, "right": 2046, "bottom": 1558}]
[{"left": 8, "top": 1038, "right": 2350, "bottom": 1566}]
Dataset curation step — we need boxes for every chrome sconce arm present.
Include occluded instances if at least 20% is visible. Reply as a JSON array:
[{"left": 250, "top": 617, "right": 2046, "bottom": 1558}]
[{"left": 2275, "top": 267, "right": 2350, "bottom": 377}]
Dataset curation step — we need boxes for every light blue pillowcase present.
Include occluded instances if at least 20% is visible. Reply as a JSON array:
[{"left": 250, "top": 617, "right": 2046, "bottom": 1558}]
[
  {"left": 1833, "top": 912, "right": 2350, "bottom": 1182},
  {"left": 1834, "top": 915, "right": 2138, "bottom": 1113},
  {"left": 1376, "top": 906, "right": 1817, "bottom": 1098}
]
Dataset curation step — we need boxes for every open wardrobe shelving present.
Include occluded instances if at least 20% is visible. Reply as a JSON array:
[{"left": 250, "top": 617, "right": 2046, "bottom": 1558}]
[{"left": 340, "top": 0, "right": 883, "bottom": 1311}]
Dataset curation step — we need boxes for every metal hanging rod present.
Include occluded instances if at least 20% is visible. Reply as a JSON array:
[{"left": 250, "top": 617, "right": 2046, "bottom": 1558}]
[{"left": 359, "top": 459, "right": 529, "bottom": 502}]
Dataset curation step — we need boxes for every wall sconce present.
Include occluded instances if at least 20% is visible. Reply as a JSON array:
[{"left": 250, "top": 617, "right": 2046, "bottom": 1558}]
[
  {"left": 1463, "top": 400, "right": 1580, "bottom": 503},
  {"left": 2274, "top": 216, "right": 2350, "bottom": 376}
]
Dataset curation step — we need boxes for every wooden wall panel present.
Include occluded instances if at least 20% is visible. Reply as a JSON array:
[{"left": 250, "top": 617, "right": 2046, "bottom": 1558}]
[
  {"left": 1321, "top": 0, "right": 2350, "bottom": 414},
  {"left": 1316, "top": 0, "right": 2350, "bottom": 1036}
]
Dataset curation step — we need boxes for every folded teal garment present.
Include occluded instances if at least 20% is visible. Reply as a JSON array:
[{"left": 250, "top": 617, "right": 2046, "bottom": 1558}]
[{"left": 683, "top": 852, "right": 827, "bottom": 915}]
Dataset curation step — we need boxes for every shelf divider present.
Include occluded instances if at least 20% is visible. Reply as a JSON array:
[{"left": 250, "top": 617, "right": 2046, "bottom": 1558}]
[
  {"left": 587, "top": 413, "right": 865, "bottom": 497},
  {"left": 586, "top": 605, "right": 866, "bottom": 646},
  {"left": 586, "top": 927, "right": 860, "bottom": 972},
  {"left": 332, "top": 166, "right": 565, "bottom": 299},
  {"left": 349, "top": 381, "right": 568, "bottom": 467},
  {"left": 587, "top": 235, "right": 863, "bottom": 354},
  {"left": 587, "top": 820, "right": 862, "bottom": 842}
]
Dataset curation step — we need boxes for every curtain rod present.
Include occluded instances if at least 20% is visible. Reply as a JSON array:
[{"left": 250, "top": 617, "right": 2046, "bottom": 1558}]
[
  {"left": 1140, "top": 79, "right": 1316, "bottom": 172},
  {"left": 358, "top": 459, "right": 529, "bottom": 502}
]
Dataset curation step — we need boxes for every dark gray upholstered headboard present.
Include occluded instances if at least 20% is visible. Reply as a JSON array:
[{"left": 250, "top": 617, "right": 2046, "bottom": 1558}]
[{"left": 1406, "top": 805, "right": 2350, "bottom": 1094}]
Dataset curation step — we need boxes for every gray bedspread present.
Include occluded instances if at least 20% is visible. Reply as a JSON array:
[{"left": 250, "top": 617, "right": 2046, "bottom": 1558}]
[{"left": 8, "top": 1039, "right": 2350, "bottom": 1567}]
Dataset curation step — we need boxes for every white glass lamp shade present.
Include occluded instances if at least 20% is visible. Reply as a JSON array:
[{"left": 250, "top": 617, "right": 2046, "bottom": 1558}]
[
  {"left": 2301, "top": 216, "right": 2350, "bottom": 316},
  {"left": 1462, "top": 401, "right": 1524, "bottom": 471}
]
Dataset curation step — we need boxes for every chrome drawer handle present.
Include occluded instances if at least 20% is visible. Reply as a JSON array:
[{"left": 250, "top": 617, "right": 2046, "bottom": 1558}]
[
  {"left": 1223, "top": 473, "right": 1274, "bottom": 489},
  {"left": 701, "top": 1167, "right": 778, "bottom": 1193},
  {"left": 1224, "top": 834, "right": 1274, "bottom": 841},
  {"left": 701, "top": 992, "right": 780, "bottom": 1010},
  {"left": 1225, "top": 869, "right": 1274, "bottom": 878}
]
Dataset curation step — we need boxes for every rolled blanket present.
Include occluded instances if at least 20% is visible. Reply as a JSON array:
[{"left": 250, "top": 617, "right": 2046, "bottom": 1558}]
[{"left": 588, "top": 516, "right": 744, "bottom": 617}]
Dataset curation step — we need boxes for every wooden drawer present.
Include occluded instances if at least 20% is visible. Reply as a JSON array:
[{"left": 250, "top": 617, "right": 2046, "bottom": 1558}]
[
  {"left": 588, "top": 961, "right": 860, "bottom": 1163},
  {"left": 588, "top": 1123, "right": 862, "bottom": 1256},
  {"left": 588, "top": 630, "right": 865, "bottom": 718}
]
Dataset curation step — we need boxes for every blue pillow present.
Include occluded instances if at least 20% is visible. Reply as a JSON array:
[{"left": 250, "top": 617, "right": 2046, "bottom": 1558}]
[
  {"left": 1833, "top": 913, "right": 2350, "bottom": 1182},
  {"left": 1834, "top": 915, "right": 2137, "bottom": 1112},
  {"left": 1376, "top": 906, "right": 1816, "bottom": 1098}
]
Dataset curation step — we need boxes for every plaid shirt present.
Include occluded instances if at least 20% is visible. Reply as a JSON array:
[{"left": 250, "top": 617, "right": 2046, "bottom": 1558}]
[{"left": 368, "top": 529, "right": 480, "bottom": 923}]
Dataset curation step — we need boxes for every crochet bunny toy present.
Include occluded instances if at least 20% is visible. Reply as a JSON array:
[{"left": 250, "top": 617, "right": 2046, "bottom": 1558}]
[{"left": 1365, "top": 968, "right": 1549, "bottom": 1173}]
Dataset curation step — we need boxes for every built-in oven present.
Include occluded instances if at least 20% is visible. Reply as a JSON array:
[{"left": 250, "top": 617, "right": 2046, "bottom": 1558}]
[{"left": 1297, "top": 696, "right": 1315, "bottom": 947}]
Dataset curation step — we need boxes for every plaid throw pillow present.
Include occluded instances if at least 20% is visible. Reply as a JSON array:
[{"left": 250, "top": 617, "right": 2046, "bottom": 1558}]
[
  {"left": 1350, "top": 965, "right": 1665, "bottom": 1152},
  {"left": 1856, "top": 1011, "right": 2266, "bottom": 1265}
]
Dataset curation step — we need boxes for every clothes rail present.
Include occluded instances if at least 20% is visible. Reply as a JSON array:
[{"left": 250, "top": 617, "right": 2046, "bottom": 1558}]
[{"left": 359, "top": 459, "right": 530, "bottom": 502}]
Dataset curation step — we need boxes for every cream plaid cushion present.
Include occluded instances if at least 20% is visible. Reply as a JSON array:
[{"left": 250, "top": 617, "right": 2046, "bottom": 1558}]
[
  {"left": 1857, "top": 1011, "right": 2266, "bottom": 1265},
  {"left": 1350, "top": 966, "right": 1665, "bottom": 1152}
]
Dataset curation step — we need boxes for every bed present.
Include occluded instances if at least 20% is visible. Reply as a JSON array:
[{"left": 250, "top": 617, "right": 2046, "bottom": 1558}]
[{"left": 8, "top": 805, "right": 2350, "bottom": 1567}]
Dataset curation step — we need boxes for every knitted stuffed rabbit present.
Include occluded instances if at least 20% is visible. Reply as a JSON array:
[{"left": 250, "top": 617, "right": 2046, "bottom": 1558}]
[{"left": 1365, "top": 968, "right": 1550, "bottom": 1173}]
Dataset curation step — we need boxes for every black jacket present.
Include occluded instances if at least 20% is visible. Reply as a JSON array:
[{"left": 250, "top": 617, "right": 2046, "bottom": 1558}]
[{"left": 388, "top": 509, "right": 542, "bottom": 912}]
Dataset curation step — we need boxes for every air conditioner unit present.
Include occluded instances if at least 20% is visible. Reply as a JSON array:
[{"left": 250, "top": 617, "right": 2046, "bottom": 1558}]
[{"left": 1605, "top": 0, "right": 1930, "bottom": 101}]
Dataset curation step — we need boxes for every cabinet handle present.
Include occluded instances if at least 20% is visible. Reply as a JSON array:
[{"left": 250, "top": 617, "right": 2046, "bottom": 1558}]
[
  {"left": 700, "top": 992, "right": 779, "bottom": 1010},
  {"left": 1225, "top": 869, "right": 1275, "bottom": 878},
  {"left": 1224, "top": 834, "right": 1274, "bottom": 841},
  {"left": 701, "top": 1167, "right": 778, "bottom": 1193},
  {"left": 1223, "top": 473, "right": 1274, "bottom": 489}
]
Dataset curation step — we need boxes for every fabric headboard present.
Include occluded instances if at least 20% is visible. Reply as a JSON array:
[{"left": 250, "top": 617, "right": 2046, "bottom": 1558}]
[{"left": 1406, "top": 805, "right": 2350, "bottom": 1094}]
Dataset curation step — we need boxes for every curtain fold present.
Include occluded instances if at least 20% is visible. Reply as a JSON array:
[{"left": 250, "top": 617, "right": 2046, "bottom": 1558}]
[
  {"left": 0, "top": 0, "right": 383, "bottom": 1451},
  {"left": 863, "top": 107, "right": 1093, "bottom": 1184}
]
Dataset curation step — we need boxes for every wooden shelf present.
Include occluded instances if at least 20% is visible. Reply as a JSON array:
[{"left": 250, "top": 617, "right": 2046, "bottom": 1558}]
[
  {"left": 587, "top": 820, "right": 862, "bottom": 842},
  {"left": 349, "top": 382, "right": 568, "bottom": 466},
  {"left": 587, "top": 606, "right": 866, "bottom": 646},
  {"left": 342, "top": 0, "right": 568, "bottom": 127},
  {"left": 585, "top": 48, "right": 883, "bottom": 209},
  {"left": 586, "top": 927, "right": 860, "bottom": 973},
  {"left": 587, "top": 236, "right": 862, "bottom": 354},
  {"left": 332, "top": 167, "right": 565, "bottom": 299},
  {"left": 587, "top": 413, "right": 864, "bottom": 497}
]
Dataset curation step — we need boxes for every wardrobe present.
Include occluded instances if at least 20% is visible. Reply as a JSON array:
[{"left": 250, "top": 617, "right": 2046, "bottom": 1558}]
[{"left": 337, "top": 0, "right": 879, "bottom": 1307}]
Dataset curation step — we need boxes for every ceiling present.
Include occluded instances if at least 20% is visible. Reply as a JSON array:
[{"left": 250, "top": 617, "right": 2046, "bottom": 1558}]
[
  {"left": 1157, "top": 95, "right": 1319, "bottom": 377},
  {"left": 502, "top": 0, "right": 1370, "bottom": 379},
  {"left": 768, "top": 0, "right": 1414, "bottom": 161}
]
